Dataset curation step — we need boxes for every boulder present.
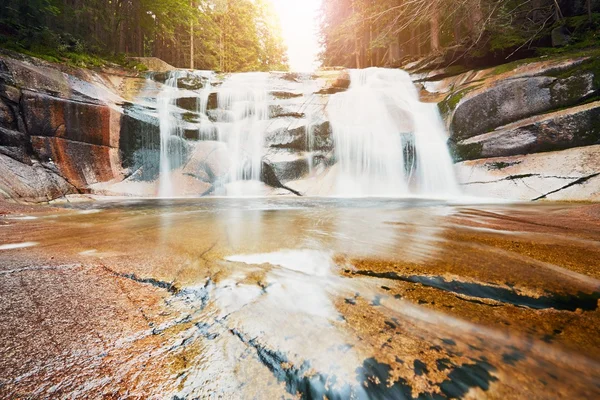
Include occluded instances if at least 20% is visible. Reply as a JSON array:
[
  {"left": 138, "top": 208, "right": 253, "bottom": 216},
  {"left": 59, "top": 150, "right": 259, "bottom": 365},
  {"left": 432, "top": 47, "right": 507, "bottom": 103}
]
[
  {"left": 451, "top": 101, "right": 600, "bottom": 161},
  {"left": 450, "top": 73, "right": 596, "bottom": 140},
  {"left": 0, "top": 153, "right": 76, "bottom": 202}
]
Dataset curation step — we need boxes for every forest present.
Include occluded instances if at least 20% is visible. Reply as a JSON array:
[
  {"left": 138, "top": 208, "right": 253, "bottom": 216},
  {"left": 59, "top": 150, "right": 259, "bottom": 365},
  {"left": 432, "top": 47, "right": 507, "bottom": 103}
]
[
  {"left": 319, "top": 0, "right": 600, "bottom": 69},
  {"left": 0, "top": 0, "right": 288, "bottom": 72}
]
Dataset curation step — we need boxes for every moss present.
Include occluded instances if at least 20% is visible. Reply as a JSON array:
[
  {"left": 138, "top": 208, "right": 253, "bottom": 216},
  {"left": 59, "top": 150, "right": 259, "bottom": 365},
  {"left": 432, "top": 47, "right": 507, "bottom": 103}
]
[
  {"left": 439, "top": 86, "right": 478, "bottom": 118},
  {"left": 449, "top": 140, "right": 483, "bottom": 162}
]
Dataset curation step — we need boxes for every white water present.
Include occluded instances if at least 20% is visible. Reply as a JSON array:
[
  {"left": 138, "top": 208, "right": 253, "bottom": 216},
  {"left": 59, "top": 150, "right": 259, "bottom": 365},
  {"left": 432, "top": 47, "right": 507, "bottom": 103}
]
[
  {"left": 327, "top": 68, "right": 459, "bottom": 197},
  {"left": 157, "top": 71, "right": 184, "bottom": 198},
  {"left": 154, "top": 67, "right": 459, "bottom": 198},
  {"left": 215, "top": 73, "right": 269, "bottom": 196}
]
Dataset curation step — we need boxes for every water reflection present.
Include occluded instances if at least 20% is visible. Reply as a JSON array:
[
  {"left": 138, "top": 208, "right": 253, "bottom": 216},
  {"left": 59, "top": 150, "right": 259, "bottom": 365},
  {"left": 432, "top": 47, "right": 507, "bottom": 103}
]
[{"left": 2, "top": 198, "right": 600, "bottom": 398}]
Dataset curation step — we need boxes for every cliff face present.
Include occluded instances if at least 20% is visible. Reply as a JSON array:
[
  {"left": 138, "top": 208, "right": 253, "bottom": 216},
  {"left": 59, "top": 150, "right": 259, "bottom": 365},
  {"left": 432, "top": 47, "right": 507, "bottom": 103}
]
[
  {"left": 0, "top": 53, "right": 158, "bottom": 202},
  {"left": 417, "top": 52, "right": 600, "bottom": 201}
]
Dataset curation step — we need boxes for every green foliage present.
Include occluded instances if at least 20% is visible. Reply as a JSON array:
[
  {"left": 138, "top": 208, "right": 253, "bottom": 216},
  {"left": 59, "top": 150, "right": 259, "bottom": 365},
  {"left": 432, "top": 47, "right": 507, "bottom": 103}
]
[{"left": 0, "top": 0, "right": 288, "bottom": 72}]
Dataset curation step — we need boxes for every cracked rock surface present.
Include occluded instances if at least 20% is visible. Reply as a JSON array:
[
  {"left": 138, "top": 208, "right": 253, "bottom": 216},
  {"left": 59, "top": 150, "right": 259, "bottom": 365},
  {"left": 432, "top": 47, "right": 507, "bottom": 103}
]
[{"left": 1, "top": 198, "right": 600, "bottom": 399}]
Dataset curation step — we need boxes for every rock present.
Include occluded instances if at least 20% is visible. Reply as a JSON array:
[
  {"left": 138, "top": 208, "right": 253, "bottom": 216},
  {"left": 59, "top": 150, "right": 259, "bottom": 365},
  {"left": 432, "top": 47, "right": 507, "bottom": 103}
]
[
  {"left": 269, "top": 104, "right": 305, "bottom": 119},
  {"left": 177, "top": 75, "right": 204, "bottom": 90},
  {"left": 0, "top": 153, "right": 76, "bottom": 202},
  {"left": 0, "top": 127, "right": 30, "bottom": 163},
  {"left": 264, "top": 150, "right": 310, "bottom": 183},
  {"left": 451, "top": 101, "right": 600, "bottom": 161},
  {"left": 270, "top": 91, "right": 303, "bottom": 99},
  {"left": 182, "top": 141, "right": 230, "bottom": 184},
  {"left": 265, "top": 118, "right": 332, "bottom": 152},
  {"left": 0, "top": 98, "right": 16, "bottom": 129},
  {"left": 315, "top": 70, "right": 351, "bottom": 95},
  {"left": 455, "top": 145, "right": 600, "bottom": 201},
  {"left": 31, "top": 136, "right": 121, "bottom": 188},
  {"left": 552, "top": 26, "right": 571, "bottom": 47},
  {"left": 450, "top": 73, "right": 596, "bottom": 140},
  {"left": 0, "top": 83, "right": 21, "bottom": 103},
  {"left": 1, "top": 57, "right": 71, "bottom": 97},
  {"left": 207, "top": 92, "right": 218, "bottom": 110},
  {"left": 22, "top": 90, "right": 118, "bottom": 147},
  {"left": 128, "top": 57, "right": 176, "bottom": 73},
  {"left": 176, "top": 97, "right": 198, "bottom": 112}
]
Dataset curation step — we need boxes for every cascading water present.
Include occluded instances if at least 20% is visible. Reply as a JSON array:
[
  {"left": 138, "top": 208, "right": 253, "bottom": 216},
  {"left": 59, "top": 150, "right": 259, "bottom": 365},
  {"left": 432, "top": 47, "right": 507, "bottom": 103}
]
[
  {"left": 157, "top": 71, "right": 185, "bottom": 198},
  {"left": 327, "top": 68, "right": 459, "bottom": 197},
  {"left": 214, "top": 73, "right": 269, "bottom": 196},
  {"left": 148, "top": 67, "right": 459, "bottom": 199}
]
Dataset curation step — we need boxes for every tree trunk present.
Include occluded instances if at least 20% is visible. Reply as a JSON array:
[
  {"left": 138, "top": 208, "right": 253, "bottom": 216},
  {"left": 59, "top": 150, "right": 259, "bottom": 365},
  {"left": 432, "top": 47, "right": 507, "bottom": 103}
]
[
  {"left": 430, "top": 4, "right": 440, "bottom": 53},
  {"left": 190, "top": 0, "right": 195, "bottom": 69},
  {"left": 588, "top": 0, "right": 593, "bottom": 23}
]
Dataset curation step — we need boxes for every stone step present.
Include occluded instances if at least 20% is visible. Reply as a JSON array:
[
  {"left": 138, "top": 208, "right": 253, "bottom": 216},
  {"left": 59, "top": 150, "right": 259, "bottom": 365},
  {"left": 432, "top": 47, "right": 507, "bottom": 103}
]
[{"left": 451, "top": 101, "right": 600, "bottom": 161}]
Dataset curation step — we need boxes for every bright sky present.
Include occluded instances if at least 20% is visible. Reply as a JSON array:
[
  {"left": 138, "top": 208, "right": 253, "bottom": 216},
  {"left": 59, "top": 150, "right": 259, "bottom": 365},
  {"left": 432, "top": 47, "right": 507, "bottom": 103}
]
[{"left": 270, "top": 0, "right": 322, "bottom": 72}]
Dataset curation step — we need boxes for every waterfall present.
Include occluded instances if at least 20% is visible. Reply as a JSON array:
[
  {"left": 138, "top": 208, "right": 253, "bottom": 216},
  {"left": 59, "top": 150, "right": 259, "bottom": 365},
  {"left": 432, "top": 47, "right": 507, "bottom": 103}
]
[
  {"left": 157, "top": 71, "right": 184, "bottom": 198},
  {"left": 327, "top": 68, "right": 459, "bottom": 197},
  {"left": 215, "top": 72, "right": 269, "bottom": 196},
  {"left": 147, "top": 67, "right": 459, "bottom": 199}
]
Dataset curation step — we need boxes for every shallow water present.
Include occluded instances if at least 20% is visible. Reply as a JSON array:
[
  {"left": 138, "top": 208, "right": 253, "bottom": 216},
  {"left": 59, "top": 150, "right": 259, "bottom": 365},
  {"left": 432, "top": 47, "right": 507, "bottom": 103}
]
[{"left": 1, "top": 198, "right": 600, "bottom": 398}]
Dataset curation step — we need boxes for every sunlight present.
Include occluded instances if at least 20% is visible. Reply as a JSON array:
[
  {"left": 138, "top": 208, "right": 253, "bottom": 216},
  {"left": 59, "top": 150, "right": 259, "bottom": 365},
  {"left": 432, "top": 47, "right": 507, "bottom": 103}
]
[{"left": 270, "top": 0, "right": 322, "bottom": 72}]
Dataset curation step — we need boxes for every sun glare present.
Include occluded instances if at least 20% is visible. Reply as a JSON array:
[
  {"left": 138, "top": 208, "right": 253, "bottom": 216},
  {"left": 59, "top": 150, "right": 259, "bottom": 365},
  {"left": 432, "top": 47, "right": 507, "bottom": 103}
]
[{"left": 270, "top": 0, "right": 322, "bottom": 72}]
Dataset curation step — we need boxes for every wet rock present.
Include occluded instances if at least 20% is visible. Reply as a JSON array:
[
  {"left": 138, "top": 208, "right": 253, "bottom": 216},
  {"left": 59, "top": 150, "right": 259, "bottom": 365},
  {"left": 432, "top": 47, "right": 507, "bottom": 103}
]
[
  {"left": 316, "top": 71, "right": 351, "bottom": 95},
  {"left": 266, "top": 118, "right": 332, "bottom": 153},
  {"left": 451, "top": 101, "right": 600, "bottom": 161},
  {"left": 119, "top": 105, "right": 161, "bottom": 180},
  {"left": 260, "top": 160, "right": 301, "bottom": 196},
  {"left": 176, "top": 97, "right": 198, "bottom": 112},
  {"left": 450, "top": 73, "right": 596, "bottom": 140},
  {"left": 269, "top": 104, "right": 305, "bottom": 119},
  {"left": 263, "top": 150, "right": 310, "bottom": 183},
  {"left": 270, "top": 91, "right": 303, "bottom": 99},
  {"left": 207, "top": 92, "right": 218, "bottom": 110},
  {"left": 177, "top": 75, "right": 204, "bottom": 90},
  {"left": 182, "top": 141, "right": 230, "bottom": 184}
]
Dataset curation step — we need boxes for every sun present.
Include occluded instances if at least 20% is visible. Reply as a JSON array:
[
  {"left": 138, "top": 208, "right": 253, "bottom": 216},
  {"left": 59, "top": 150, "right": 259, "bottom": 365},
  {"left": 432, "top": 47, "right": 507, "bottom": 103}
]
[{"left": 269, "top": 0, "right": 322, "bottom": 72}]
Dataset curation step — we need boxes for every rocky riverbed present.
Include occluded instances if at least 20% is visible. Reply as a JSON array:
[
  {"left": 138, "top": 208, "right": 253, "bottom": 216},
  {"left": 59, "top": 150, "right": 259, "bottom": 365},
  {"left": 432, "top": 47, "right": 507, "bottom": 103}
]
[{"left": 1, "top": 198, "right": 599, "bottom": 398}]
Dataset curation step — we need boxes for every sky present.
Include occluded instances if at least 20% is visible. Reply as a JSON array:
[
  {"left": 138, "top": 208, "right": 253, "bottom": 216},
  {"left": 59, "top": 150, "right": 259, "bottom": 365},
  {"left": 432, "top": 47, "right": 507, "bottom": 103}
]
[{"left": 270, "top": 0, "right": 322, "bottom": 72}]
